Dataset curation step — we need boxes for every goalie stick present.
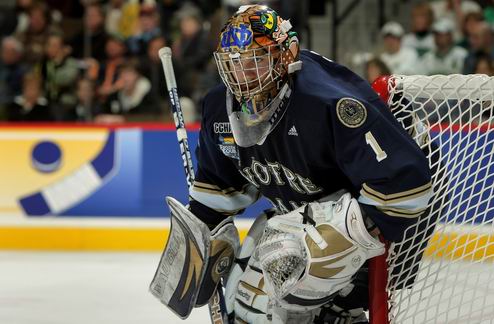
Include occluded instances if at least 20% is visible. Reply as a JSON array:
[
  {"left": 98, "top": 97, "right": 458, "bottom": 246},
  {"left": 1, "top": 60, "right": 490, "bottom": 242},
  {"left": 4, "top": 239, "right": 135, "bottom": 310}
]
[{"left": 153, "top": 46, "right": 230, "bottom": 324}]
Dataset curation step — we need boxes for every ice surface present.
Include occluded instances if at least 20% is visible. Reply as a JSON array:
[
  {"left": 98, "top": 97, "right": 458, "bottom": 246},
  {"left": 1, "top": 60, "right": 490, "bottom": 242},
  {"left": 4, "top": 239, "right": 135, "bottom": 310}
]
[{"left": 0, "top": 252, "right": 210, "bottom": 324}]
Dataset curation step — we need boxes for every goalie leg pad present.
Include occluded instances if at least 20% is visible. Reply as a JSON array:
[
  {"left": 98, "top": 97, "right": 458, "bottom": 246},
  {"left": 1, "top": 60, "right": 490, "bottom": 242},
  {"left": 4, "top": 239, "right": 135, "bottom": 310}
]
[
  {"left": 225, "top": 211, "right": 268, "bottom": 315},
  {"left": 230, "top": 260, "right": 319, "bottom": 324},
  {"left": 149, "top": 197, "right": 239, "bottom": 319},
  {"left": 149, "top": 197, "right": 210, "bottom": 318},
  {"left": 196, "top": 216, "right": 240, "bottom": 306},
  {"left": 225, "top": 211, "right": 274, "bottom": 323},
  {"left": 233, "top": 265, "right": 271, "bottom": 323}
]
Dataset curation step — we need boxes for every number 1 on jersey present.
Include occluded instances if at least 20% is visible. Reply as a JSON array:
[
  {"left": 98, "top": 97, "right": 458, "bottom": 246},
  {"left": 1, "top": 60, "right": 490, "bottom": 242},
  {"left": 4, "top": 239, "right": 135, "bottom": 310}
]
[{"left": 365, "top": 131, "right": 387, "bottom": 162}]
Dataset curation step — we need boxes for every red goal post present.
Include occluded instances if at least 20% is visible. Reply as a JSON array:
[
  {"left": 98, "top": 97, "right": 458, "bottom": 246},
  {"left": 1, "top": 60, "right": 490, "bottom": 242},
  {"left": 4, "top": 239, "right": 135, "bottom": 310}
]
[{"left": 368, "top": 74, "right": 494, "bottom": 324}]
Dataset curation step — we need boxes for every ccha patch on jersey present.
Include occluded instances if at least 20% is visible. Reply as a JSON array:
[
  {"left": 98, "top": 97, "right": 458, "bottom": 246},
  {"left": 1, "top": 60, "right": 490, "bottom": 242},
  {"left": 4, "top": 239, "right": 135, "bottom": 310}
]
[
  {"left": 218, "top": 135, "right": 239, "bottom": 160},
  {"left": 336, "top": 98, "right": 367, "bottom": 128}
]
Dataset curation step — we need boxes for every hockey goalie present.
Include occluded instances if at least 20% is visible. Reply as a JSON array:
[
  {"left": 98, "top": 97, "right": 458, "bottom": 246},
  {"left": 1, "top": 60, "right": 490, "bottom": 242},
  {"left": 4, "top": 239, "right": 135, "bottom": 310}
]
[{"left": 150, "top": 4, "right": 432, "bottom": 323}]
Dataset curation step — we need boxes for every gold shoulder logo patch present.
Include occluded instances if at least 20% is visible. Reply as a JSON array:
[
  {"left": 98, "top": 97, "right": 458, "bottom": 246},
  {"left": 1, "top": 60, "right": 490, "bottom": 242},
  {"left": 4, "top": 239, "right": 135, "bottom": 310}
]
[{"left": 336, "top": 98, "right": 367, "bottom": 128}]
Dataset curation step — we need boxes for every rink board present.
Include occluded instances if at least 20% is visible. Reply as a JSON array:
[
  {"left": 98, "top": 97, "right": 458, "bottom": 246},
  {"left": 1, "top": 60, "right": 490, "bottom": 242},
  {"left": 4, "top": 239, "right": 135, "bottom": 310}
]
[
  {"left": 0, "top": 217, "right": 252, "bottom": 251},
  {"left": 0, "top": 123, "right": 492, "bottom": 260},
  {"left": 0, "top": 218, "right": 492, "bottom": 264},
  {"left": 0, "top": 123, "right": 271, "bottom": 217}
]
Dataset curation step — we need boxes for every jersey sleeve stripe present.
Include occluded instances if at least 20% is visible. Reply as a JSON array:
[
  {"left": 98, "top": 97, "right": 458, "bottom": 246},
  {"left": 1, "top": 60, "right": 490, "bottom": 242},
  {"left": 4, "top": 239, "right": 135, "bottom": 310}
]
[
  {"left": 192, "top": 185, "right": 239, "bottom": 196},
  {"left": 377, "top": 206, "right": 427, "bottom": 219},
  {"left": 192, "top": 181, "right": 239, "bottom": 195},
  {"left": 190, "top": 183, "right": 260, "bottom": 212},
  {"left": 360, "top": 182, "right": 432, "bottom": 204}
]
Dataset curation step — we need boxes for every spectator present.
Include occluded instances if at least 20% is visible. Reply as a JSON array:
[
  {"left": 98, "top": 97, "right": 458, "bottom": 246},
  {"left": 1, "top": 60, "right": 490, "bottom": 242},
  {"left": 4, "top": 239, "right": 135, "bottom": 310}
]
[
  {"left": 15, "top": 2, "right": 57, "bottom": 65},
  {"left": 140, "top": 35, "right": 167, "bottom": 101},
  {"left": 4, "top": 0, "right": 33, "bottom": 35},
  {"left": 420, "top": 18, "right": 467, "bottom": 75},
  {"left": 70, "top": 3, "right": 108, "bottom": 60},
  {"left": 457, "top": 11, "right": 485, "bottom": 50},
  {"left": 172, "top": 2, "right": 213, "bottom": 102},
  {"left": 431, "top": 0, "right": 482, "bottom": 41},
  {"left": 365, "top": 57, "right": 391, "bottom": 84},
  {"left": 463, "top": 21, "right": 494, "bottom": 74},
  {"left": 44, "top": 0, "right": 83, "bottom": 22},
  {"left": 158, "top": 0, "right": 181, "bottom": 42},
  {"left": 473, "top": 53, "right": 494, "bottom": 76},
  {"left": 379, "top": 22, "right": 419, "bottom": 75},
  {"left": 6, "top": 72, "right": 53, "bottom": 121},
  {"left": 126, "top": 3, "right": 161, "bottom": 57},
  {"left": 97, "top": 60, "right": 160, "bottom": 123},
  {"left": 402, "top": 2, "right": 435, "bottom": 57},
  {"left": 104, "top": 0, "right": 125, "bottom": 36},
  {"left": 118, "top": 0, "right": 140, "bottom": 39},
  {"left": 40, "top": 33, "right": 79, "bottom": 120},
  {"left": 94, "top": 34, "right": 128, "bottom": 101},
  {"left": 73, "top": 78, "right": 100, "bottom": 121},
  {"left": 0, "top": 37, "right": 28, "bottom": 109}
]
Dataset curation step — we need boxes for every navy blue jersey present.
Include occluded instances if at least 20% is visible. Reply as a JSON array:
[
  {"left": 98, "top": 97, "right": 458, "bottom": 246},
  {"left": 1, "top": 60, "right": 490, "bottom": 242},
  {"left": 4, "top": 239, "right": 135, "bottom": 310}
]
[{"left": 189, "top": 50, "right": 432, "bottom": 241}]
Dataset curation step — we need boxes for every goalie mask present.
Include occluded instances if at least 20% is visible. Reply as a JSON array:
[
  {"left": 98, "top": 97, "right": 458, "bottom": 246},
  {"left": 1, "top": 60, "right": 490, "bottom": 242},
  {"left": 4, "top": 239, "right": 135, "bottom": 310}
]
[{"left": 214, "top": 5, "right": 302, "bottom": 147}]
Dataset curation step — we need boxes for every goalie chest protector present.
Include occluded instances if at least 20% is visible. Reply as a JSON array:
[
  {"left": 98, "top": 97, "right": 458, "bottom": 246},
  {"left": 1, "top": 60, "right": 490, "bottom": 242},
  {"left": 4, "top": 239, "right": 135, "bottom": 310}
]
[{"left": 195, "top": 50, "right": 431, "bottom": 237}]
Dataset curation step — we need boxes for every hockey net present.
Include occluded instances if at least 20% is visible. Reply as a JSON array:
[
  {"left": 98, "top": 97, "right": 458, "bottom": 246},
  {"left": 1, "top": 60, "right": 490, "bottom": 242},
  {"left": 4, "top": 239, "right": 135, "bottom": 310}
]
[{"left": 369, "top": 74, "right": 494, "bottom": 324}]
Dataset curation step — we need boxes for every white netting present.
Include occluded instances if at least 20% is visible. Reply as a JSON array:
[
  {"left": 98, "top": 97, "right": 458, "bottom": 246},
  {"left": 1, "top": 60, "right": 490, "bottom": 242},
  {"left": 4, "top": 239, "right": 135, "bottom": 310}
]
[{"left": 385, "top": 74, "right": 494, "bottom": 324}]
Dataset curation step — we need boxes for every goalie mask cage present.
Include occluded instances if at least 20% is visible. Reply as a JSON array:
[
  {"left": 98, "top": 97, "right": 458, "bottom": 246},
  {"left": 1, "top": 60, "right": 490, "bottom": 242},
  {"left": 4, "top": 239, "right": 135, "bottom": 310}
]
[{"left": 368, "top": 74, "right": 494, "bottom": 324}]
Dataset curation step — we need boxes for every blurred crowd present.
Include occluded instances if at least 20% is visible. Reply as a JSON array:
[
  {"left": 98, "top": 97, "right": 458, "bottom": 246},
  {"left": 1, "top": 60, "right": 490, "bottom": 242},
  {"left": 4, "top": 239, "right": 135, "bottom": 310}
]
[
  {"left": 1, "top": 0, "right": 494, "bottom": 124},
  {"left": 0, "top": 0, "right": 235, "bottom": 123},
  {"left": 365, "top": 0, "right": 494, "bottom": 84},
  {"left": 0, "top": 0, "right": 306, "bottom": 124}
]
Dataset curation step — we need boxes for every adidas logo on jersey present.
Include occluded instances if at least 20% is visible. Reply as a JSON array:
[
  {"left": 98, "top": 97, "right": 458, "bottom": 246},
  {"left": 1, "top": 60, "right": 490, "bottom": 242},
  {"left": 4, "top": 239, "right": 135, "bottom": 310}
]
[{"left": 288, "top": 125, "right": 298, "bottom": 136}]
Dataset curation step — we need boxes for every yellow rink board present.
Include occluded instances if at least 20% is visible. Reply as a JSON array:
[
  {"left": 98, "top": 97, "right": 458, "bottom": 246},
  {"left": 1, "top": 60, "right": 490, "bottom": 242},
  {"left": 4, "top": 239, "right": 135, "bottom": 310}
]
[
  {"left": 0, "top": 226, "right": 250, "bottom": 251},
  {"left": 425, "top": 231, "right": 494, "bottom": 262},
  {"left": 0, "top": 128, "right": 109, "bottom": 214},
  {"left": 0, "top": 220, "right": 493, "bottom": 263}
]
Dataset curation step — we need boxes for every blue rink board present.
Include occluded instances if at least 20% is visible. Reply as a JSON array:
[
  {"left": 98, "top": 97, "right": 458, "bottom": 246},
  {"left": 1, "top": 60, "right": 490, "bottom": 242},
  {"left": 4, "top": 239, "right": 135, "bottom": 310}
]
[
  {"left": 50, "top": 128, "right": 494, "bottom": 222},
  {"left": 433, "top": 129, "right": 494, "bottom": 224},
  {"left": 63, "top": 129, "right": 271, "bottom": 218}
]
